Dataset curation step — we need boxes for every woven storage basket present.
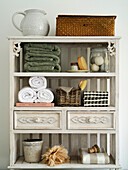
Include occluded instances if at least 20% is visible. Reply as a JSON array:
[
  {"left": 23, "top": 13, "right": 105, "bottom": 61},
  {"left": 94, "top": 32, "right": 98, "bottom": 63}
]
[
  {"left": 56, "top": 87, "right": 80, "bottom": 106},
  {"left": 56, "top": 15, "right": 116, "bottom": 36}
]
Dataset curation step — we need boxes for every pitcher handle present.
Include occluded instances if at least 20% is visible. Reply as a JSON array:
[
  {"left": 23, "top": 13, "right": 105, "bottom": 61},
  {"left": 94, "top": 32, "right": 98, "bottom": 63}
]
[
  {"left": 12, "top": 12, "right": 26, "bottom": 32},
  {"left": 42, "top": 10, "right": 47, "bottom": 15}
]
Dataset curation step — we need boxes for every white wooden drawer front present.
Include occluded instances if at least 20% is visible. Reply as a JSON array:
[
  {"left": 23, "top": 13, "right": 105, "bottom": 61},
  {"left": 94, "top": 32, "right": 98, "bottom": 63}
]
[
  {"left": 14, "top": 111, "right": 62, "bottom": 130},
  {"left": 67, "top": 111, "right": 115, "bottom": 130}
]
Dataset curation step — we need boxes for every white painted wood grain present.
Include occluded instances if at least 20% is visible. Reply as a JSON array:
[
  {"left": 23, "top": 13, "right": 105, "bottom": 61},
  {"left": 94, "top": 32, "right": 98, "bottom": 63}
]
[{"left": 9, "top": 37, "right": 120, "bottom": 169}]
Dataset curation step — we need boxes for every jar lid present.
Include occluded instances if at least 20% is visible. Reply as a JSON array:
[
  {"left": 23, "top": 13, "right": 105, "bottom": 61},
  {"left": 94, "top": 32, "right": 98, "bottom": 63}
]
[
  {"left": 91, "top": 48, "right": 107, "bottom": 52},
  {"left": 71, "top": 62, "right": 78, "bottom": 65}
]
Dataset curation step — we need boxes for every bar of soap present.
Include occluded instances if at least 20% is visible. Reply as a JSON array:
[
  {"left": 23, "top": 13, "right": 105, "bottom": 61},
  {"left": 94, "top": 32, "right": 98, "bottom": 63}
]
[
  {"left": 91, "top": 64, "right": 99, "bottom": 72},
  {"left": 77, "top": 56, "right": 88, "bottom": 70},
  {"left": 95, "top": 56, "right": 104, "bottom": 66}
]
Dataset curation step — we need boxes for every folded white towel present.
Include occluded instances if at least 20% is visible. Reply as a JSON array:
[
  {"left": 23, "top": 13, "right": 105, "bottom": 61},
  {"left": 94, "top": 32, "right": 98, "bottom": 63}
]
[
  {"left": 18, "top": 87, "right": 37, "bottom": 103},
  {"left": 29, "top": 76, "right": 47, "bottom": 90},
  {"left": 37, "top": 89, "right": 54, "bottom": 103}
]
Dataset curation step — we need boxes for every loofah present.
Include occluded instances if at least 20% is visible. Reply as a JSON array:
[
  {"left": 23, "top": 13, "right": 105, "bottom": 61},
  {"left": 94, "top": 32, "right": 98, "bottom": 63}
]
[{"left": 42, "top": 145, "right": 70, "bottom": 167}]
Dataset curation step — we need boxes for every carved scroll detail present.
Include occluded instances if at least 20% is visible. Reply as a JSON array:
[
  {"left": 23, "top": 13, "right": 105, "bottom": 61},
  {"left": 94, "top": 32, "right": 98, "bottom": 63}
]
[
  {"left": 107, "top": 42, "right": 116, "bottom": 57},
  {"left": 71, "top": 116, "right": 108, "bottom": 124},
  {"left": 13, "top": 42, "right": 21, "bottom": 57},
  {"left": 18, "top": 117, "right": 57, "bottom": 124}
]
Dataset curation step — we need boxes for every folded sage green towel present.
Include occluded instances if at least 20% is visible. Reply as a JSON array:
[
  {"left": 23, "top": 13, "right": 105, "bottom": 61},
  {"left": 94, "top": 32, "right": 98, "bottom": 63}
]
[
  {"left": 24, "top": 52, "right": 60, "bottom": 64},
  {"left": 24, "top": 43, "right": 61, "bottom": 56},
  {"left": 24, "top": 62, "right": 61, "bottom": 72}
]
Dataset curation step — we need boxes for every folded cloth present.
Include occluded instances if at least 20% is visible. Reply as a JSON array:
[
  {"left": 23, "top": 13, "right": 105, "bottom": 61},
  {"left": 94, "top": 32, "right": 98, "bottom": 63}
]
[
  {"left": 18, "top": 87, "right": 37, "bottom": 103},
  {"left": 24, "top": 62, "right": 61, "bottom": 72},
  {"left": 80, "top": 148, "right": 110, "bottom": 164},
  {"left": 24, "top": 43, "right": 61, "bottom": 56},
  {"left": 58, "top": 86, "right": 73, "bottom": 93},
  {"left": 37, "top": 88, "right": 54, "bottom": 103},
  {"left": 29, "top": 76, "right": 47, "bottom": 89},
  {"left": 24, "top": 52, "right": 60, "bottom": 64}
]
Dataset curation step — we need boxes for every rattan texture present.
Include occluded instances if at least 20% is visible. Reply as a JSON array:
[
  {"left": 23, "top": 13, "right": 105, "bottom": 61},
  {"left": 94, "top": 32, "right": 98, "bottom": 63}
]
[
  {"left": 56, "top": 16, "right": 116, "bottom": 36},
  {"left": 56, "top": 88, "right": 80, "bottom": 106}
]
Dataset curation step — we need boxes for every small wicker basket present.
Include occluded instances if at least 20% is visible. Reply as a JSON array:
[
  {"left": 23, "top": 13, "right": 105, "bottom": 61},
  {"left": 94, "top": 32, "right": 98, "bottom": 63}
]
[
  {"left": 56, "top": 15, "right": 116, "bottom": 36},
  {"left": 56, "top": 87, "right": 80, "bottom": 106}
]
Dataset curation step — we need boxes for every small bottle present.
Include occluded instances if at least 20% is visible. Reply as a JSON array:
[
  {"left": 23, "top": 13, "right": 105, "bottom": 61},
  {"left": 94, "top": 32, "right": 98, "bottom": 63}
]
[{"left": 70, "top": 63, "right": 78, "bottom": 71}]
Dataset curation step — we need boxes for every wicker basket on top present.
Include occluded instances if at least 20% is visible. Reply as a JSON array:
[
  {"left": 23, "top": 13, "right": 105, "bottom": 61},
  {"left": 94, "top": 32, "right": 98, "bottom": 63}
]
[
  {"left": 56, "top": 15, "right": 116, "bottom": 36},
  {"left": 56, "top": 87, "right": 80, "bottom": 106}
]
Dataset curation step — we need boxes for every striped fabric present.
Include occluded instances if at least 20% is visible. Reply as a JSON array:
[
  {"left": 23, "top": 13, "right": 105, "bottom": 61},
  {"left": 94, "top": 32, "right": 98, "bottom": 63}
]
[{"left": 80, "top": 148, "right": 110, "bottom": 164}]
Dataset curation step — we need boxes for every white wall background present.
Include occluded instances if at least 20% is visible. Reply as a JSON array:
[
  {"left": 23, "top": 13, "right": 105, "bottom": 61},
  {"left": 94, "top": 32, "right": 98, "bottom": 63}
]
[{"left": 0, "top": 0, "right": 128, "bottom": 169}]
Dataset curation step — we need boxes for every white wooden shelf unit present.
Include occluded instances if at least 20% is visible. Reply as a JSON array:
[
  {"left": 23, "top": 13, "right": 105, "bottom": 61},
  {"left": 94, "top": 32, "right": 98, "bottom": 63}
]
[{"left": 8, "top": 36, "right": 121, "bottom": 170}]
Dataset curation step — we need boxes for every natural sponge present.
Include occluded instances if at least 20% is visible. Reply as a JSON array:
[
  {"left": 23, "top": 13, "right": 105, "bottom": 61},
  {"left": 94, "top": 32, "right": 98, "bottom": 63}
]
[
  {"left": 77, "top": 56, "right": 88, "bottom": 70},
  {"left": 42, "top": 145, "right": 70, "bottom": 167}
]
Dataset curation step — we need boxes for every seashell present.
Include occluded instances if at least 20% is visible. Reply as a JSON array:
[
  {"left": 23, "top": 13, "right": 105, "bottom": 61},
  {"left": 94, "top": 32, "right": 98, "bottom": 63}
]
[
  {"left": 95, "top": 56, "right": 104, "bottom": 66},
  {"left": 91, "top": 64, "right": 99, "bottom": 72}
]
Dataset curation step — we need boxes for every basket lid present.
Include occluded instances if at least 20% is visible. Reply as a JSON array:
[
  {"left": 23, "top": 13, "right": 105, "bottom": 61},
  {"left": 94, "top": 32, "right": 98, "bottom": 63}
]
[{"left": 57, "top": 15, "right": 117, "bottom": 19}]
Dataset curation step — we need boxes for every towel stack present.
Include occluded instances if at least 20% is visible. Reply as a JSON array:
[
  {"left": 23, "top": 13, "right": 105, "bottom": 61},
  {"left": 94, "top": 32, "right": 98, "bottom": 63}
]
[
  {"left": 24, "top": 43, "right": 61, "bottom": 72},
  {"left": 18, "top": 77, "right": 54, "bottom": 103}
]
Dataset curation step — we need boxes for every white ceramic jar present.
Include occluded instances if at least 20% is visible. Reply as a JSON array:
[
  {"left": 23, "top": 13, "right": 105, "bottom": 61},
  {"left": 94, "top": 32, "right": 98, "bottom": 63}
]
[{"left": 12, "top": 9, "right": 50, "bottom": 36}]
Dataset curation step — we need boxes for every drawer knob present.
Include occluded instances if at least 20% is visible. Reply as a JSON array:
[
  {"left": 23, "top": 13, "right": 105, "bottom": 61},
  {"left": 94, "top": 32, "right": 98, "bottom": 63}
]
[{"left": 34, "top": 118, "right": 41, "bottom": 123}]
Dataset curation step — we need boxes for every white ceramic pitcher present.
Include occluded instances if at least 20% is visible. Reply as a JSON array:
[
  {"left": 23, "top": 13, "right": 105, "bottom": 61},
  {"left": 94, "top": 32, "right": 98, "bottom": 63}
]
[{"left": 12, "top": 9, "right": 50, "bottom": 36}]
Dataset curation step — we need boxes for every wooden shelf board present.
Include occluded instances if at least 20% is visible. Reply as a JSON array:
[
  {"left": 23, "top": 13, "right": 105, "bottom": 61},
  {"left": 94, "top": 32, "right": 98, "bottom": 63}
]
[
  {"left": 8, "top": 36, "right": 121, "bottom": 42},
  {"left": 13, "top": 72, "right": 116, "bottom": 77},
  {"left": 8, "top": 156, "right": 121, "bottom": 169},
  {"left": 13, "top": 129, "right": 116, "bottom": 134},
  {"left": 14, "top": 106, "right": 116, "bottom": 111}
]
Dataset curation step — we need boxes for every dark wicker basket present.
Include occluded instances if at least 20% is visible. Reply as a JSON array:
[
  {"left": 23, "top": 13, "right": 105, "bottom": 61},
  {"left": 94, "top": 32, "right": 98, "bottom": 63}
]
[
  {"left": 56, "top": 88, "right": 80, "bottom": 106},
  {"left": 56, "top": 15, "right": 116, "bottom": 36}
]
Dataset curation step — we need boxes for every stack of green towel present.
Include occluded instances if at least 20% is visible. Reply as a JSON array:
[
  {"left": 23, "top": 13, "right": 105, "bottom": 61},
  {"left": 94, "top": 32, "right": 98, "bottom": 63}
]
[{"left": 24, "top": 43, "right": 61, "bottom": 72}]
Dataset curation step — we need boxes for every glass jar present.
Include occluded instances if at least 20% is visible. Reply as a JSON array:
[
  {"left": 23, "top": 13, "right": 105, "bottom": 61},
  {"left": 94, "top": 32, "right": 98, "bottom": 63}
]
[{"left": 90, "top": 48, "right": 109, "bottom": 72}]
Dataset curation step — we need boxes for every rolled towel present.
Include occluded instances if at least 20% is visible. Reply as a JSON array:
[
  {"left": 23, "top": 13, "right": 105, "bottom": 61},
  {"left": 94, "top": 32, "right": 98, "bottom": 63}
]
[
  {"left": 80, "top": 148, "right": 110, "bottom": 164},
  {"left": 29, "top": 77, "right": 47, "bottom": 89},
  {"left": 18, "top": 87, "right": 37, "bottom": 103},
  {"left": 37, "top": 89, "right": 54, "bottom": 103}
]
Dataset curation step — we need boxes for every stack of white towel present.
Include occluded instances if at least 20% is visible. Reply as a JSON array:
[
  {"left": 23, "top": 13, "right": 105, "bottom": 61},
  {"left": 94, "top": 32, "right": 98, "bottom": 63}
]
[{"left": 18, "top": 77, "right": 54, "bottom": 103}]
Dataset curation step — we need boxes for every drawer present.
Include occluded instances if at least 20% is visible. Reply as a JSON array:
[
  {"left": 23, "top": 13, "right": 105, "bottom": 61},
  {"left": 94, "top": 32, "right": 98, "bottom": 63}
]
[
  {"left": 67, "top": 111, "right": 115, "bottom": 130},
  {"left": 14, "top": 111, "right": 62, "bottom": 130}
]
